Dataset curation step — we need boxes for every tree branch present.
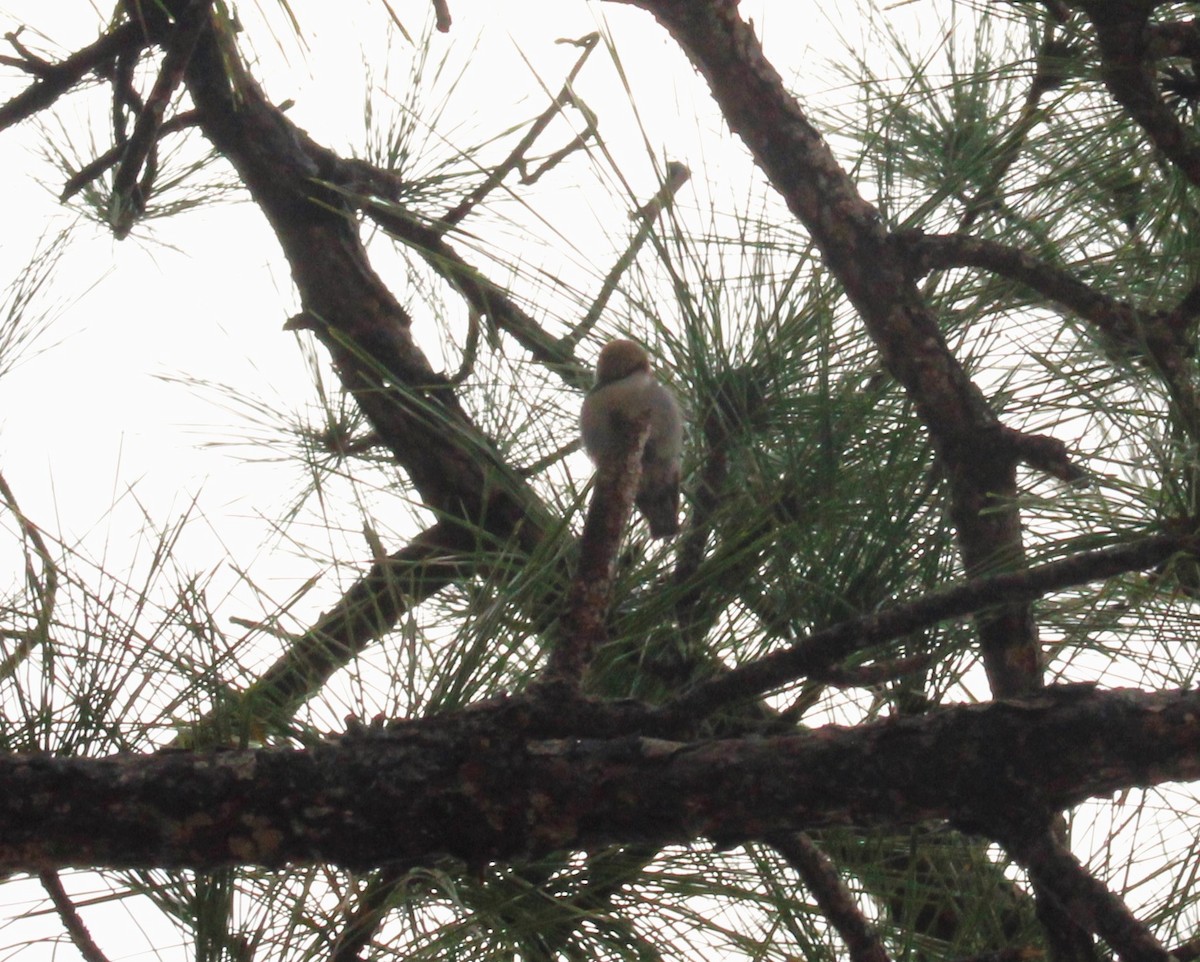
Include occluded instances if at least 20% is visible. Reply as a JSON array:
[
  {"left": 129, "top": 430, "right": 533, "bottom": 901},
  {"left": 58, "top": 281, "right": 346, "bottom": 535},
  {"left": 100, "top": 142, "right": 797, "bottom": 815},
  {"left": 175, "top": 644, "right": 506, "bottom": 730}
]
[
  {"left": 543, "top": 413, "right": 650, "bottom": 687},
  {"left": 767, "top": 832, "right": 891, "bottom": 962},
  {"left": 39, "top": 871, "right": 111, "bottom": 962},
  {"left": 606, "top": 0, "right": 1050, "bottom": 697},
  {"left": 4, "top": 686, "right": 1200, "bottom": 873},
  {"left": 902, "top": 231, "right": 1162, "bottom": 358},
  {"left": 1005, "top": 827, "right": 1171, "bottom": 962},
  {"left": 668, "top": 531, "right": 1197, "bottom": 718},
  {"left": 176, "top": 521, "right": 473, "bottom": 746},
  {"left": 0, "top": 22, "right": 148, "bottom": 133},
  {"left": 1085, "top": 3, "right": 1200, "bottom": 189},
  {"left": 438, "top": 32, "right": 600, "bottom": 229},
  {"left": 107, "top": 0, "right": 209, "bottom": 237}
]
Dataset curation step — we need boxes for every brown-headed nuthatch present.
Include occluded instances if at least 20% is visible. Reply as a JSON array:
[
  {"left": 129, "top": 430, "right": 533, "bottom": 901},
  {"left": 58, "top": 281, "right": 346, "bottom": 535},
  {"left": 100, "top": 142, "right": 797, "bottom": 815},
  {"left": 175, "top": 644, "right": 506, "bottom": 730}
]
[{"left": 580, "top": 339, "right": 683, "bottom": 538}]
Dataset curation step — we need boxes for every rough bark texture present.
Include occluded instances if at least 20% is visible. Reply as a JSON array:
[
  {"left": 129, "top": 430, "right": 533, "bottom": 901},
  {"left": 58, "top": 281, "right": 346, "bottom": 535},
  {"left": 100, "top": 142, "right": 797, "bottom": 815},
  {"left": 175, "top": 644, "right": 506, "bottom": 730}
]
[{"left": 2, "top": 687, "right": 1198, "bottom": 873}]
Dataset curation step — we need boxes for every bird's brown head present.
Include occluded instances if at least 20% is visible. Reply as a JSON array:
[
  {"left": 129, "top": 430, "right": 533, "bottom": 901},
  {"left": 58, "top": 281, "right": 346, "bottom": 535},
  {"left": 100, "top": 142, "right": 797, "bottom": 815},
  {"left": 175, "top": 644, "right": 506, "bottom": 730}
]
[{"left": 595, "top": 339, "right": 651, "bottom": 386}]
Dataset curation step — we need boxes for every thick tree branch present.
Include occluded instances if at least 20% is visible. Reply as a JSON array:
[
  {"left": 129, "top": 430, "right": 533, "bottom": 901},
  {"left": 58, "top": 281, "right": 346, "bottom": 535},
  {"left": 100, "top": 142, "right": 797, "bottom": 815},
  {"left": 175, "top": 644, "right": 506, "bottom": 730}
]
[
  {"left": 3, "top": 687, "right": 1199, "bottom": 873},
  {"left": 607, "top": 0, "right": 997, "bottom": 452},
  {"left": 142, "top": 6, "right": 553, "bottom": 546}
]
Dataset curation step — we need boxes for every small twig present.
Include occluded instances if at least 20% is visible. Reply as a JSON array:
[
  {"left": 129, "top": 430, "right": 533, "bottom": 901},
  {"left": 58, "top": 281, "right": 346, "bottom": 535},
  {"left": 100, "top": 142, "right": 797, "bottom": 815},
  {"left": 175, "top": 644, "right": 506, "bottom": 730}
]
[
  {"left": 60, "top": 108, "right": 200, "bottom": 201},
  {"left": 767, "top": 833, "right": 892, "bottom": 962},
  {"left": 903, "top": 228, "right": 1200, "bottom": 451},
  {"left": 943, "top": 949, "right": 1044, "bottom": 962},
  {"left": 671, "top": 422, "right": 727, "bottom": 623},
  {"left": 173, "top": 521, "right": 474, "bottom": 746},
  {"left": 438, "top": 33, "right": 600, "bottom": 229},
  {"left": 109, "top": 45, "right": 142, "bottom": 148},
  {"left": 3, "top": 28, "right": 52, "bottom": 76},
  {"left": 39, "top": 871, "right": 111, "bottom": 962},
  {"left": 449, "top": 303, "right": 482, "bottom": 385},
  {"left": 561, "top": 161, "right": 690, "bottom": 351},
  {"left": 630, "top": 159, "right": 690, "bottom": 223},
  {"left": 673, "top": 361, "right": 765, "bottom": 625},
  {"left": 431, "top": 0, "right": 452, "bottom": 33},
  {"left": 543, "top": 412, "right": 650, "bottom": 687},
  {"left": 315, "top": 140, "right": 589, "bottom": 388},
  {"left": 517, "top": 118, "right": 594, "bottom": 184},
  {"left": 816, "top": 653, "right": 934, "bottom": 689},
  {"left": 518, "top": 436, "right": 581, "bottom": 479},
  {"left": 1000, "top": 425, "right": 1085, "bottom": 484}
]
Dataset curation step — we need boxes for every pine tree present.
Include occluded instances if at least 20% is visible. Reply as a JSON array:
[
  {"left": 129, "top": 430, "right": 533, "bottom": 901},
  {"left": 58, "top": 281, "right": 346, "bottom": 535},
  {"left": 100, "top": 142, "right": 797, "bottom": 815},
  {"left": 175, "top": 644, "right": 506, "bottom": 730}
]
[{"left": 1, "top": 2, "right": 1199, "bottom": 960}]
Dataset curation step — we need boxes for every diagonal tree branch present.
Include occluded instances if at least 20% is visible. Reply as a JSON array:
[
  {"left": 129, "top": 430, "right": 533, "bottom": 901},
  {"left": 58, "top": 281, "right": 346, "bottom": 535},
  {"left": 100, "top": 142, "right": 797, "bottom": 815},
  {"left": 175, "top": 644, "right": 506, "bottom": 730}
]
[
  {"left": 176, "top": 521, "right": 475, "bottom": 746},
  {"left": 359, "top": 193, "right": 587, "bottom": 389},
  {"left": 902, "top": 229, "right": 1200, "bottom": 461},
  {"left": 438, "top": 32, "right": 601, "bottom": 229},
  {"left": 767, "top": 832, "right": 891, "bottom": 962},
  {"left": 127, "top": 5, "right": 553, "bottom": 547},
  {"left": 1085, "top": 2, "right": 1200, "bottom": 189},
  {"left": 1004, "top": 827, "right": 1171, "bottom": 962},
  {"left": 606, "top": 0, "right": 1054, "bottom": 698},
  {"left": 38, "top": 871, "right": 111, "bottom": 962},
  {"left": 0, "top": 22, "right": 149, "bottom": 132},
  {"left": 902, "top": 231, "right": 1162, "bottom": 356}
]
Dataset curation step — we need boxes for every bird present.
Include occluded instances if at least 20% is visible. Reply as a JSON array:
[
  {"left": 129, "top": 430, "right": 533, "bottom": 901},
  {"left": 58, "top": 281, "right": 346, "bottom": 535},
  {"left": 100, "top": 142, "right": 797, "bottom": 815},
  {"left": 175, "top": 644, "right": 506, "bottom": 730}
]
[{"left": 580, "top": 339, "right": 683, "bottom": 538}]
